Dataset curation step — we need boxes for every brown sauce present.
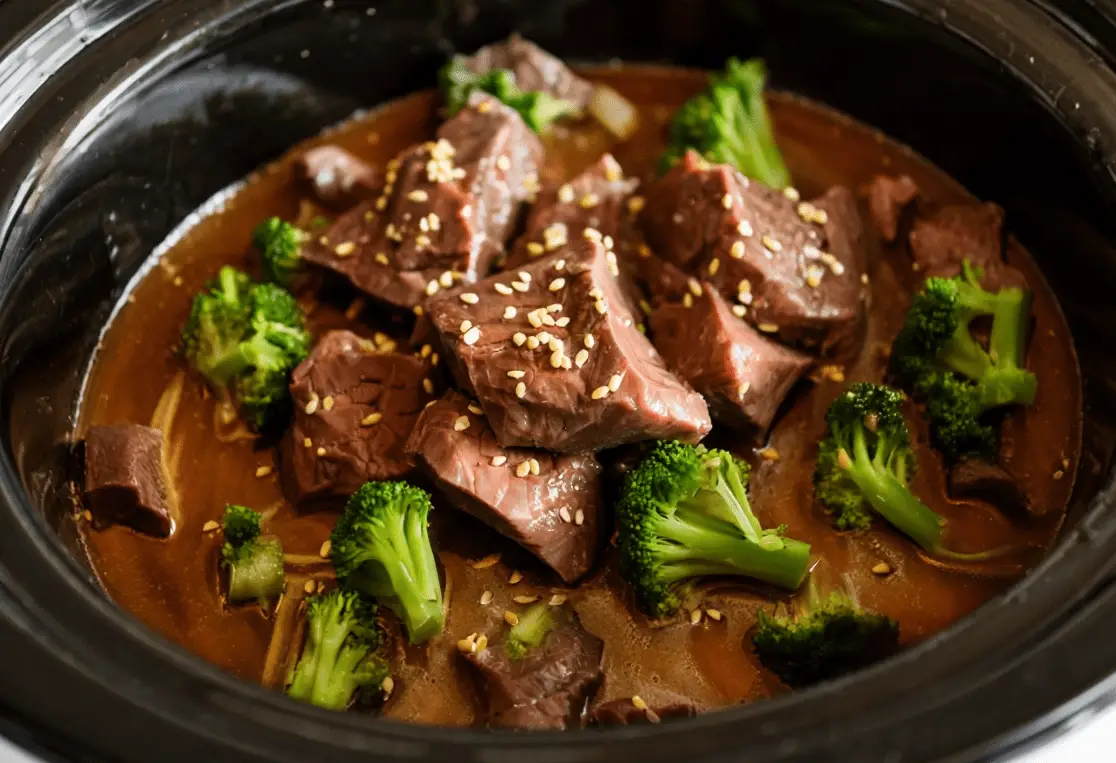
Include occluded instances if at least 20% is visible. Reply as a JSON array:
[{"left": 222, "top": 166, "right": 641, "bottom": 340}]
[{"left": 76, "top": 66, "right": 1083, "bottom": 725}]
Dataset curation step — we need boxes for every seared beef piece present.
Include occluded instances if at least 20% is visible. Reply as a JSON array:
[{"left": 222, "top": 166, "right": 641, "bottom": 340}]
[
  {"left": 590, "top": 696, "right": 697, "bottom": 726},
  {"left": 292, "top": 145, "right": 380, "bottom": 210},
  {"left": 302, "top": 92, "right": 543, "bottom": 309},
  {"left": 406, "top": 391, "right": 602, "bottom": 582},
  {"left": 463, "top": 608, "right": 604, "bottom": 730},
  {"left": 505, "top": 154, "right": 638, "bottom": 270},
  {"left": 642, "top": 151, "right": 866, "bottom": 357},
  {"left": 948, "top": 457, "right": 1033, "bottom": 516},
  {"left": 83, "top": 424, "right": 171, "bottom": 537},
  {"left": 864, "top": 174, "right": 918, "bottom": 243},
  {"left": 281, "top": 330, "right": 439, "bottom": 505},
  {"left": 908, "top": 202, "right": 1028, "bottom": 289},
  {"left": 651, "top": 285, "right": 811, "bottom": 435},
  {"left": 460, "top": 34, "right": 595, "bottom": 111},
  {"left": 424, "top": 237, "right": 712, "bottom": 452}
]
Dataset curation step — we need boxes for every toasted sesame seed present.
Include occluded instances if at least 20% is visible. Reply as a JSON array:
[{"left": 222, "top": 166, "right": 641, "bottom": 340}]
[
  {"left": 575, "top": 509, "right": 585, "bottom": 525},
  {"left": 304, "top": 580, "right": 316, "bottom": 594},
  {"left": 579, "top": 193, "right": 600, "bottom": 208},
  {"left": 474, "top": 633, "right": 489, "bottom": 652},
  {"left": 487, "top": 454, "right": 508, "bottom": 468},
  {"left": 460, "top": 292, "right": 480, "bottom": 305},
  {"left": 628, "top": 196, "right": 646, "bottom": 214},
  {"left": 462, "top": 326, "right": 481, "bottom": 345},
  {"left": 317, "top": 447, "right": 327, "bottom": 456},
  {"left": 408, "top": 189, "right": 429, "bottom": 202},
  {"left": 255, "top": 465, "right": 272, "bottom": 478},
  {"left": 519, "top": 271, "right": 532, "bottom": 283},
  {"left": 541, "top": 312, "right": 556, "bottom": 327},
  {"left": 334, "top": 241, "right": 356, "bottom": 257},
  {"left": 595, "top": 300, "right": 608, "bottom": 314},
  {"left": 574, "top": 349, "right": 590, "bottom": 367},
  {"left": 549, "top": 594, "right": 567, "bottom": 606},
  {"left": 762, "top": 235, "right": 783, "bottom": 253},
  {"left": 632, "top": 695, "right": 649, "bottom": 711},
  {"left": 304, "top": 398, "right": 319, "bottom": 415},
  {"left": 549, "top": 350, "right": 564, "bottom": 368},
  {"left": 526, "top": 241, "right": 545, "bottom": 256},
  {"left": 537, "top": 331, "right": 553, "bottom": 345},
  {"left": 738, "top": 220, "right": 754, "bottom": 237},
  {"left": 688, "top": 278, "right": 703, "bottom": 297},
  {"left": 861, "top": 273, "right": 870, "bottom": 285},
  {"left": 706, "top": 608, "right": 723, "bottom": 621},
  {"left": 730, "top": 240, "right": 746, "bottom": 259},
  {"left": 1062, "top": 458, "right": 1071, "bottom": 469},
  {"left": 437, "top": 271, "right": 453, "bottom": 289},
  {"left": 732, "top": 304, "right": 747, "bottom": 318},
  {"left": 382, "top": 676, "right": 395, "bottom": 694},
  {"left": 453, "top": 416, "right": 471, "bottom": 432},
  {"left": 480, "top": 590, "right": 495, "bottom": 606},
  {"left": 784, "top": 186, "right": 801, "bottom": 202},
  {"left": 495, "top": 282, "right": 513, "bottom": 296},
  {"left": 413, "top": 305, "right": 424, "bottom": 316},
  {"left": 526, "top": 336, "right": 540, "bottom": 350},
  {"left": 514, "top": 595, "right": 539, "bottom": 605},
  {"left": 515, "top": 382, "right": 527, "bottom": 399},
  {"left": 559, "top": 506, "right": 572, "bottom": 523},
  {"left": 320, "top": 540, "right": 332, "bottom": 558},
  {"left": 506, "top": 370, "right": 527, "bottom": 380},
  {"left": 609, "top": 373, "right": 623, "bottom": 392},
  {"left": 1054, "top": 469, "right": 1065, "bottom": 480},
  {"left": 202, "top": 520, "right": 220, "bottom": 533},
  {"left": 509, "top": 571, "right": 523, "bottom": 584},
  {"left": 456, "top": 634, "right": 478, "bottom": 653},
  {"left": 759, "top": 447, "right": 780, "bottom": 461},
  {"left": 592, "top": 386, "right": 610, "bottom": 400},
  {"left": 708, "top": 258, "right": 721, "bottom": 276},
  {"left": 548, "top": 337, "right": 564, "bottom": 352},
  {"left": 758, "top": 323, "right": 779, "bottom": 334},
  {"left": 512, "top": 280, "right": 530, "bottom": 293},
  {"left": 459, "top": 319, "right": 473, "bottom": 333},
  {"left": 583, "top": 227, "right": 603, "bottom": 243},
  {"left": 467, "top": 403, "right": 483, "bottom": 415},
  {"left": 683, "top": 293, "right": 694, "bottom": 308},
  {"left": 322, "top": 395, "right": 335, "bottom": 412},
  {"left": 529, "top": 458, "right": 540, "bottom": 476},
  {"left": 472, "top": 553, "right": 501, "bottom": 569},
  {"left": 721, "top": 193, "right": 733, "bottom": 209},
  {"left": 425, "top": 280, "right": 440, "bottom": 296},
  {"left": 303, "top": 437, "right": 313, "bottom": 448},
  {"left": 496, "top": 155, "right": 511, "bottom": 171},
  {"left": 549, "top": 278, "right": 566, "bottom": 292},
  {"left": 504, "top": 610, "right": 519, "bottom": 626},
  {"left": 690, "top": 609, "right": 703, "bottom": 625},
  {"left": 558, "top": 184, "right": 575, "bottom": 203},
  {"left": 513, "top": 332, "right": 527, "bottom": 346},
  {"left": 554, "top": 258, "right": 566, "bottom": 271},
  {"left": 584, "top": 335, "right": 596, "bottom": 349}
]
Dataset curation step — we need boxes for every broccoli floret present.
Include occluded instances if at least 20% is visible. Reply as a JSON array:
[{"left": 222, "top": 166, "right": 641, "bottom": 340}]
[
  {"left": 220, "top": 504, "right": 284, "bottom": 603},
  {"left": 286, "top": 588, "right": 390, "bottom": 711},
  {"left": 439, "top": 57, "right": 576, "bottom": 133},
  {"left": 504, "top": 602, "right": 560, "bottom": 661},
  {"left": 814, "top": 383, "right": 947, "bottom": 554},
  {"left": 753, "top": 579, "right": 899, "bottom": 688},
  {"left": 330, "top": 481, "right": 444, "bottom": 644},
  {"left": 253, "top": 217, "right": 306, "bottom": 287},
  {"left": 618, "top": 441, "right": 811, "bottom": 620},
  {"left": 181, "top": 266, "right": 310, "bottom": 430},
  {"left": 660, "top": 57, "right": 790, "bottom": 188},
  {"left": 890, "top": 262, "right": 1037, "bottom": 458}
]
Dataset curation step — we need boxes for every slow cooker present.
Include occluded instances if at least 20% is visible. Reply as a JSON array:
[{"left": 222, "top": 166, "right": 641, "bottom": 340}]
[{"left": 4, "top": 0, "right": 1116, "bottom": 760}]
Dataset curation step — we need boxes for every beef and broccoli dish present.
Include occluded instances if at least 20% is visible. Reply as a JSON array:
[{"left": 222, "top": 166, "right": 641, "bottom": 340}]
[{"left": 76, "top": 36, "right": 1082, "bottom": 728}]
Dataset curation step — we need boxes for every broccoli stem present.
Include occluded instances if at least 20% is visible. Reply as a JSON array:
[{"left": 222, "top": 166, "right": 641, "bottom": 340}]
[
  {"left": 228, "top": 539, "right": 285, "bottom": 603},
  {"left": 981, "top": 288, "right": 1037, "bottom": 408},
  {"left": 654, "top": 513, "right": 810, "bottom": 591}
]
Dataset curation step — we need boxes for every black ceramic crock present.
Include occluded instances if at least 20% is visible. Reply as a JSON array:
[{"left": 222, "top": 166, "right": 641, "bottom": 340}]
[{"left": 3, "top": 1, "right": 1116, "bottom": 761}]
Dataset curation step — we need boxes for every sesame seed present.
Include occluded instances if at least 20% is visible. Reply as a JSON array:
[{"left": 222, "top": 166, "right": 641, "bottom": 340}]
[
  {"left": 759, "top": 447, "right": 780, "bottom": 461},
  {"left": 762, "top": 235, "right": 783, "bottom": 253},
  {"left": 496, "top": 155, "right": 511, "bottom": 171},
  {"left": 562, "top": 357, "right": 572, "bottom": 370},
  {"left": 732, "top": 304, "right": 747, "bottom": 318},
  {"left": 202, "top": 520, "right": 220, "bottom": 533},
  {"left": 515, "top": 382, "right": 527, "bottom": 399},
  {"left": 540, "top": 313, "right": 556, "bottom": 327},
  {"left": 595, "top": 300, "right": 608, "bottom": 314},
  {"left": 758, "top": 323, "right": 779, "bottom": 334},
  {"left": 738, "top": 381, "right": 751, "bottom": 397},
  {"left": 375, "top": 196, "right": 388, "bottom": 211},
  {"left": 320, "top": 540, "right": 332, "bottom": 558},
  {"left": 255, "top": 465, "right": 272, "bottom": 478},
  {"left": 583, "top": 227, "right": 603, "bottom": 243},
  {"left": 559, "top": 506, "right": 572, "bottom": 523},
  {"left": 549, "top": 278, "right": 566, "bottom": 292},
  {"left": 526, "top": 336, "right": 540, "bottom": 349},
  {"left": 609, "top": 373, "right": 623, "bottom": 392},
  {"left": 554, "top": 259, "right": 566, "bottom": 272},
  {"left": 459, "top": 319, "right": 473, "bottom": 333},
  {"left": 408, "top": 189, "right": 429, "bottom": 202},
  {"left": 588, "top": 287, "right": 603, "bottom": 299},
  {"left": 304, "top": 398, "right": 319, "bottom": 415},
  {"left": 537, "top": 331, "right": 553, "bottom": 345},
  {"left": 690, "top": 609, "right": 703, "bottom": 625},
  {"left": 509, "top": 571, "right": 523, "bottom": 585},
  {"left": 413, "top": 305, "right": 424, "bottom": 316},
  {"left": 382, "top": 676, "right": 394, "bottom": 694},
  {"left": 683, "top": 293, "right": 694, "bottom": 308},
  {"left": 529, "top": 458, "right": 540, "bottom": 476},
  {"left": 549, "top": 594, "right": 567, "bottom": 606},
  {"left": 462, "top": 326, "right": 481, "bottom": 345},
  {"left": 552, "top": 316, "right": 569, "bottom": 328},
  {"left": 606, "top": 250, "right": 620, "bottom": 277},
  {"left": 495, "top": 282, "right": 513, "bottom": 296},
  {"left": 549, "top": 350, "right": 565, "bottom": 368},
  {"left": 872, "top": 562, "right": 892, "bottom": 576},
  {"left": 526, "top": 311, "right": 543, "bottom": 329},
  {"left": 708, "top": 258, "right": 721, "bottom": 276},
  {"left": 861, "top": 273, "right": 870, "bottom": 285},
  {"left": 721, "top": 193, "right": 733, "bottom": 209},
  {"left": 512, "top": 280, "right": 530, "bottom": 293},
  {"left": 592, "top": 386, "right": 610, "bottom": 400},
  {"left": 504, "top": 611, "right": 520, "bottom": 626},
  {"left": 317, "top": 447, "right": 327, "bottom": 456},
  {"left": 574, "top": 349, "right": 589, "bottom": 367},
  {"left": 322, "top": 395, "right": 335, "bottom": 412},
  {"left": 527, "top": 241, "right": 545, "bottom": 256},
  {"left": 512, "top": 594, "right": 539, "bottom": 606},
  {"left": 580, "top": 193, "right": 600, "bottom": 208},
  {"left": 628, "top": 196, "right": 646, "bottom": 214},
  {"left": 738, "top": 220, "right": 754, "bottom": 237},
  {"left": 467, "top": 403, "right": 483, "bottom": 415},
  {"left": 460, "top": 292, "right": 479, "bottom": 304},
  {"left": 304, "top": 580, "right": 316, "bottom": 594},
  {"left": 373, "top": 252, "right": 390, "bottom": 267},
  {"left": 558, "top": 184, "right": 575, "bottom": 203},
  {"left": 516, "top": 462, "right": 531, "bottom": 479},
  {"left": 584, "top": 335, "right": 596, "bottom": 349},
  {"left": 303, "top": 437, "right": 313, "bottom": 448},
  {"left": 688, "top": 279, "right": 703, "bottom": 297},
  {"left": 453, "top": 416, "right": 471, "bottom": 432},
  {"left": 480, "top": 590, "right": 495, "bottom": 605},
  {"left": 333, "top": 241, "right": 356, "bottom": 257},
  {"left": 548, "top": 336, "right": 564, "bottom": 352},
  {"left": 632, "top": 696, "right": 649, "bottom": 711},
  {"left": 706, "top": 608, "right": 723, "bottom": 621},
  {"left": 1054, "top": 469, "right": 1065, "bottom": 480},
  {"left": 730, "top": 241, "right": 746, "bottom": 259},
  {"left": 472, "top": 553, "right": 501, "bottom": 569},
  {"left": 784, "top": 186, "right": 801, "bottom": 202},
  {"left": 425, "top": 280, "right": 439, "bottom": 296},
  {"left": 506, "top": 369, "right": 526, "bottom": 380},
  {"left": 456, "top": 634, "right": 478, "bottom": 653},
  {"left": 513, "top": 332, "right": 527, "bottom": 346},
  {"left": 575, "top": 509, "right": 585, "bottom": 525}
]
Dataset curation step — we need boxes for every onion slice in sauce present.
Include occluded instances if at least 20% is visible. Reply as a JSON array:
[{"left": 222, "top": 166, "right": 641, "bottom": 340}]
[{"left": 589, "top": 84, "right": 639, "bottom": 140}]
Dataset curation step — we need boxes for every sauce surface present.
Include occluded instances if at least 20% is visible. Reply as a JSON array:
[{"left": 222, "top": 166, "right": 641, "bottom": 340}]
[{"left": 77, "top": 66, "right": 1082, "bottom": 725}]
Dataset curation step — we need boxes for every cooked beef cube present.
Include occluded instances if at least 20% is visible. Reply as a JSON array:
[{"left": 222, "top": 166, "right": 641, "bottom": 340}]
[
  {"left": 590, "top": 695, "right": 697, "bottom": 726},
  {"left": 651, "top": 284, "right": 811, "bottom": 435},
  {"left": 83, "top": 424, "right": 171, "bottom": 537},
  {"left": 948, "top": 457, "right": 1033, "bottom": 516},
  {"left": 505, "top": 154, "right": 638, "bottom": 269},
  {"left": 281, "top": 330, "right": 439, "bottom": 505},
  {"left": 908, "top": 202, "right": 1027, "bottom": 289},
  {"left": 424, "top": 237, "right": 712, "bottom": 451},
  {"left": 463, "top": 608, "right": 604, "bottom": 730},
  {"left": 461, "top": 34, "right": 595, "bottom": 111},
  {"left": 406, "top": 391, "right": 602, "bottom": 582},
  {"left": 292, "top": 145, "right": 380, "bottom": 210},
  {"left": 642, "top": 150, "right": 866, "bottom": 357},
  {"left": 302, "top": 93, "right": 543, "bottom": 309},
  {"left": 865, "top": 174, "right": 918, "bottom": 243},
  {"left": 626, "top": 246, "right": 694, "bottom": 306}
]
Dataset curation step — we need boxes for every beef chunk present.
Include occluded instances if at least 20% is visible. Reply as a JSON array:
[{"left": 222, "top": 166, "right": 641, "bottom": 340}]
[
  {"left": 406, "top": 391, "right": 602, "bottom": 582},
  {"left": 505, "top": 154, "right": 639, "bottom": 270},
  {"left": 83, "top": 424, "right": 171, "bottom": 537},
  {"left": 908, "top": 202, "right": 1028, "bottom": 289},
  {"left": 292, "top": 145, "right": 380, "bottom": 210},
  {"left": 590, "top": 696, "right": 697, "bottom": 726},
  {"left": 651, "top": 284, "right": 811, "bottom": 435},
  {"left": 282, "top": 330, "right": 439, "bottom": 505},
  {"left": 463, "top": 608, "right": 604, "bottom": 730},
  {"left": 302, "top": 93, "right": 543, "bottom": 309},
  {"left": 865, "top": 174, "right": 918, "bottom": 243},
  {"left": 461, "top": 34, "right": 595, "bottom": 111},
  {"left": 948, "top": 457, "right": 1033, "bottom": 515},
  {"left": 642, "top": 151, "right": 866, "bottom": 357},
  {"left": 424, "top": 237, "right": 711, "bottom": 451}
]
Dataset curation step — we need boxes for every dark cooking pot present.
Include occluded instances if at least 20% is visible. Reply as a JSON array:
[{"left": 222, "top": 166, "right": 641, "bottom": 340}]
[{"left": 3, "top": 0, "right": 1116, "bottom": 761}]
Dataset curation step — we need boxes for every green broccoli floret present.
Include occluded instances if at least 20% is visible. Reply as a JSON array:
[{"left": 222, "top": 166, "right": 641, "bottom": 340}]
[
  {"left": 660, "top": 57, "right": 790, "bottom": 188},
  {"left": 253, "top": 217, "right": 307, "bottom": 287},
  {"left": 220, "top": 504, "right": 284, "bottom": 603},
  {"left": 286, "top": 588, "right": 390, "bottom": 711},
  {"left": 890, "top": 261, "right": 1037, "bottom": 459},
  {"left": 504, "top": 602, "right": 560, "bottom": 661},
  {"left": 330, "top": 481, "right": 444, "bottom": 644},
  {"left": 439, "top": 57, "right": 576, "bottom": 133},
  {"left": 618, "top": 441, "right": 811, "bottom": 620},
  {"left": 752, "top": 579, "right": 899, "bottom": 688},
  {"left": 814, "top": 383, "right": 945, "bottom": 554},
  {"left": 181, "top": 266, "right": 310, "bottom": 429}
]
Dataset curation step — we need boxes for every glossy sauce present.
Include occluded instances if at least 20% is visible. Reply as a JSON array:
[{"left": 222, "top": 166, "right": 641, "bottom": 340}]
[{"left": 77, "top": 66, "right": 1082, "bottom": 725}]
